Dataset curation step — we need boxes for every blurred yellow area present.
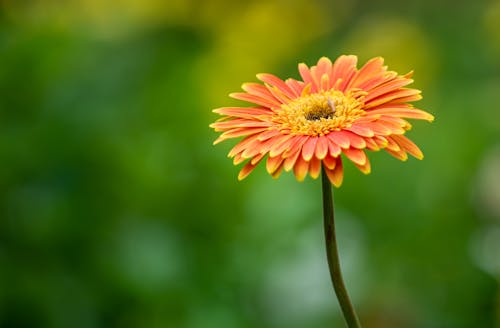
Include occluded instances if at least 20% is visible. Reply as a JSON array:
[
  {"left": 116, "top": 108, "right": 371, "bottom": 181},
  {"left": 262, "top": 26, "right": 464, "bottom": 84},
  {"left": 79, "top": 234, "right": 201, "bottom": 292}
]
[
  {"left": 341, "top": 15, "right": 436, "bottom": 89},
  {"left": 196, "top": 0, "right": 343, "bottom": 105}
]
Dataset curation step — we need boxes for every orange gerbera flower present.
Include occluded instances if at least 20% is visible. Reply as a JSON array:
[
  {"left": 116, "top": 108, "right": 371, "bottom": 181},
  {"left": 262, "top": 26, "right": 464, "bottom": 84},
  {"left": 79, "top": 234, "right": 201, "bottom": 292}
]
[{"left": 210, "top": 55, "right": 434, "bottom": 187}]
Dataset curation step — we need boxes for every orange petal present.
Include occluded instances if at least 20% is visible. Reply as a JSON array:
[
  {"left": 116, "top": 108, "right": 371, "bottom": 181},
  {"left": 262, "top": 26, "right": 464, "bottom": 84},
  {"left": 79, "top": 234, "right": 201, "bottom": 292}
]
[
  {"left": 211, "top": 119, "right": 271, "bottom": 131},
  {"left": 316, "top": 57, "right": 333, "bottom": 81},
  {"left": 327, "top": 137, "right": 342, "bottom": 157},
  {"left": 364, "top": 137, "right": 380, "bottom": 151},
  {"left": 230, "top": 92, "right": 281, "bottom": 109},
  {"left": 323, "top": 153, "right": 337, "bottom": 170},
  {"left": 343, "top": 131, "right": 366, "bottom": 149},
  {"left": 363, "top": 77, "right": 414, "bottom": 101},
  {"left": 238, "top": 157, "right": 263, "bottom": 180},
  {"left": 271, "top": 161, "right": 284, "bottom": 179},
  {"left": 250, "top": 153, "right": 265, "bottom": 165},
  {"left": 354, "top": 156, "right": 371, "bottom": 174},
  {"left": 367, "top": 108, "right": 434, "bottom": 122},
  {"left": 257, "top": 129, "right": 281, "bottom": 141},
  {"left": 298, "top": 63, "right": 317, "bottom": 93},
  {"left": 315, "top": 136, "right": 329, "bottom": 159},
  {"left": 228, "top": 134, "right": 260, "bottom": 157},
  {"left": 266, "top": 155, "right": 284, "bottom": 174},
  {"left": 233, "top": 152, "right": 245, "bottom": 165},
  {"left": 266, "top": 85, "right": 292, "bottom": 104},
  {"left": 348, "top": 57, "right": 385, "bottom": 90},
  {"left": 364, "top": 89, "right": 421, "bottom": 109},
  {"left": 325, "top": 158, "right": 344, "bottom": 187},
  {"left": 361, "top": 122, "right": 392, "bottom": 135},
  {"left": 269, "top": 134, "right": 295, "bottom": 157},
  {"left": 256, "top": 73, "right": 296, "bottom": 99},
  {"left": 385, "top": 148, "right": 408, "bottom": 161},
  {"left": 385, "top": 136, "right": 401, "bottom": 152},
  {"left": 283, "top": 135, "right": 308, "bottom": 158},
  {"left": 293, "top": 155, "right": 309, "bottom": 181},
  {"left": 302, "top": 136, "right": 318, "bottom": 161},
  {"left": 217, "top": 127, "right": 270, "bottom": 141},
  {"left": 391, "top": 134, "right": 424, "bottom": 159},
  {"left": 309, "top": 156, "right": 322, "bottom": 179},
  {"left": 284, "top": 147, "right": 302, "bottom": 171},
  {"left": 331, "top": 55, "right": 358, "bottom": 91},
  {"left": 328, "top": 131, "right": 350, "bottom": 148},
  {"left": 285, "top": 78, "right": 304, "bottom": 98},
  {"left": 213, "top": 107, "right": 272, "bottom": 118},
  {"left": 241, "top": 83, "right": 280, "bottom": 102},
  {"left": 343, "top": 148, "right": 367, "bottom": 165},
  {"left": 347, "top": 124, "right": 375, "bottom": 137},
  {"left": 373, "top": 135, "right": 389, "bottom": 148}
]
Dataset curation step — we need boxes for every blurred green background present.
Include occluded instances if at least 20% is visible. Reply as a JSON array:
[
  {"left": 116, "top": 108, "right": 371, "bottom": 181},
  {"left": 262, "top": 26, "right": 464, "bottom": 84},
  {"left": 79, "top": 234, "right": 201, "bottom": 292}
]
[{"left": 1, "top": 0, "right": 500, "bottom": 327}]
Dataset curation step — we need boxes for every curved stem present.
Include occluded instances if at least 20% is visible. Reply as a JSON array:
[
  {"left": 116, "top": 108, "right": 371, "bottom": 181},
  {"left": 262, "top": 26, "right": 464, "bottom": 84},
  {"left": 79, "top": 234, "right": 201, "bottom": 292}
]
[{"left": 321, "top": 167, "right": 362, "bottom": 328}]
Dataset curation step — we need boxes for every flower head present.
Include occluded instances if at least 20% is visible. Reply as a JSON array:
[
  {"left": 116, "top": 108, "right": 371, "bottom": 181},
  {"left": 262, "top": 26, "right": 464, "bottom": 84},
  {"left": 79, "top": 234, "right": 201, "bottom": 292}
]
[{"left": 210, "top": 55, "right": 434, "bottom": 187}]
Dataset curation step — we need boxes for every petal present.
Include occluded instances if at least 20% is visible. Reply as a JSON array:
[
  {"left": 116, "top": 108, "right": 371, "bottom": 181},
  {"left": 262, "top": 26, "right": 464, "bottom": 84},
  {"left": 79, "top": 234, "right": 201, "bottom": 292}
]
[
  {"left": 230, "top": 92, "right": 281, "bottom": 109},
  {"left": 250, "top": 153, "right": 265, "bottom": 165},
  {"left": 323, "top": 153, "right": 337, "bottom": 170},
  {"left": 367, "top": 108, "right": 434, "bottom": 122},
  {"left": 283, "top": 135, "right": 308, "bottom": 158},
  {"left": 266, "top": 155, "right": 284, "bottom": 174},
  {"left": 309, "top": 156, "right": 322, "bottom": 179},
  {"left": 257, "top": 129, "right": 281, "bottom": 141},
  {"left": 302, "top": 136, "right": 318, "bottom": 161},
  {"left": 363, "top": 77, "right": 415, "bottom": 101},
  {"left": 269, "top": 134, "right": 295, "bottom": 157},
  {"left": 346, "top": 124, "right": 375, "bottom": 137},
  {"left": 293, "top": 155, "right": 309, "bottom": 181},
  {"left": 343, "top": 148, "right": 367, "bottom": 165},
  {"left": 365, "top": 88, "right": 421, "bottom": 109},
  {"left": 266, "top": 85, "right": 292, "bottom": 104},
  {"left": 285, "top": 78, "right": 304, "bottom": 98},
  {"left": 373, "top": 135, "right": 389, "bottom": 148},
  {"left": 354, "top": 156, "right": 371, "bottom": 174},
  {"left": 391, "top": 134, "right": 424, "bottom": 159},
  {"left": 316, "top": 57, "right": 333, "bottom": 81},
  {"left": 385, "top": 148, "right": 408, "bottom": 161},
  {"left": 360, "top": 122, "right": 392, "bottom": 135},
  {"left": 327, "top": 137, "right": 342, "bottom": 157},
  {"left": 348, "top": 57, "right": 385, "bottom": 90},
  {"left": 271, "top": 161, "right": 284, "bottom": 179},
  {"left": 298, "top": 63, "right": 317, "bottom": 92},
  {"left": 284, "top": 147, "right": 302, "bottom": 171},
  {"left": 256, "top": 73, "right": 296, "bottom": 99},
  {"left": 315, "top": 136, "right": 329, "bottom": 159},
  {"left": 238, "top": 157, "right": 264, "bottom": 180},
  {"left": 331, "top": 55, "right": 358, "bottom": 91},
  {"left": 213, "top": 127, "right": 269, "bottom": 144},
  {"left": 228, "top": 134, "right": 260, "bottom": 157},
  {"left": 325, "top": 158, "right": 344, "bottom": 187},
  {"left": 213, "top": 106, "right": 272, "bottom": 119},
  {"left": 327, "top": 131, "right": 350, "bottom": 148},
  {"left": 241, "top": 83, "right": 280, "bottom": 103},
  {"left": 364, "top": 137, "right": 380, "bottom": 151},
  {"left": 343, "top": 131, "right": 367, "bottom": 149},
  {"left": 210, "top": 119, "right": 272, "bottom": 131}
]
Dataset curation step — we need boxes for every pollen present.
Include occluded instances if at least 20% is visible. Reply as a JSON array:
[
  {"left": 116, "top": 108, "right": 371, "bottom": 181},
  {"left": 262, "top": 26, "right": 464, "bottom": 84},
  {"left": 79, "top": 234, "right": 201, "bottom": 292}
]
[{"left": 274, "top": 89, "right": 367, "bottom": 136}]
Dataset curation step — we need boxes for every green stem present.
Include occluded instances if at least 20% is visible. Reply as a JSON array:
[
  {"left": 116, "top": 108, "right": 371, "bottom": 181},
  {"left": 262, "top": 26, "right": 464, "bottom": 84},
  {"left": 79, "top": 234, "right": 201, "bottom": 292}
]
[{"left": 321, "top": 167, "right": 362, "bottom": 328}]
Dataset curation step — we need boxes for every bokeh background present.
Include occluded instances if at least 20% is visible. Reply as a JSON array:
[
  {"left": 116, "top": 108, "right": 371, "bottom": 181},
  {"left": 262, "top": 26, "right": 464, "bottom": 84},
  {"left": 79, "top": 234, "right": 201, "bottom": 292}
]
[{"left": 1, "top": 0, "right": 500, "bottom": 327}]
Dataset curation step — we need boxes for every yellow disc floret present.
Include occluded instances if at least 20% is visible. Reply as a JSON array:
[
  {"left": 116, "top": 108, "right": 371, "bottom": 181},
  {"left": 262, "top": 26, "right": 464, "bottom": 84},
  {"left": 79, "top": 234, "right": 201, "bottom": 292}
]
[{"left": 274, "top": 89, "right": 367, "bottom": 136}]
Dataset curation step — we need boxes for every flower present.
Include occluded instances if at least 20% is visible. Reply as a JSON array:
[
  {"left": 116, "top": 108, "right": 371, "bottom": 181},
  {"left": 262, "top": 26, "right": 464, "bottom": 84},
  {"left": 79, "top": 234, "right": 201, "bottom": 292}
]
[{"left": 210, "top": 55, "right": 434, "bottom": 187}]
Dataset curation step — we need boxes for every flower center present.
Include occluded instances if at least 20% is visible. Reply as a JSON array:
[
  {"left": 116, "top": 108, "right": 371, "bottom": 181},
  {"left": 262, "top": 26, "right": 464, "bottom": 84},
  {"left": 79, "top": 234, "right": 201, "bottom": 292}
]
[{"left": 274, "top": 89, "right": 367, "bottom": 136}]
